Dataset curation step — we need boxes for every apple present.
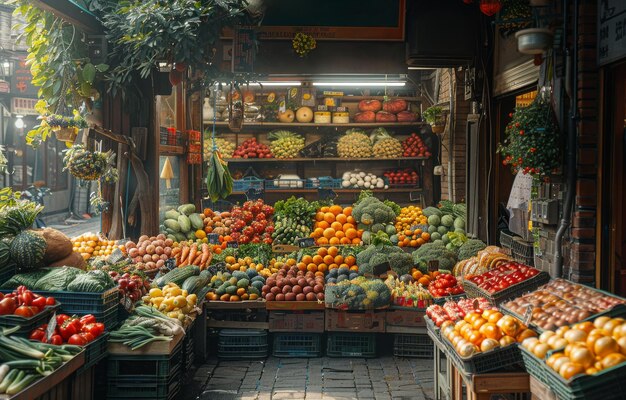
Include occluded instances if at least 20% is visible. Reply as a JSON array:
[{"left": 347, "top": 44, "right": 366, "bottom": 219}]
[
  {"left": 295, "top": 107, "right": 313, "bottom": 123},
  {"left": 278, "top": 109, "right": 295, "bottom": 123}
]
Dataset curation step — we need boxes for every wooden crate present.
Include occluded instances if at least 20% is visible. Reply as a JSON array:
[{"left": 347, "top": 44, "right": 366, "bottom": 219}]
[
  {"left": 108, "top": 330, "right": 184, "bottom": 356},
  {"left": 324, "top": 309, "right": 385, "bottom": 333},
  {"left": 530, "top": 375, "right": 557, "bottom": 400},
  {"left": 385, "top": 308, "right": 426, "bottom": 333},
  {"left": 269, "top": 310, "right": 324, "bottom": 332},
  {"left": 266, "top": 301, "right": 325, "bottom": 310}
]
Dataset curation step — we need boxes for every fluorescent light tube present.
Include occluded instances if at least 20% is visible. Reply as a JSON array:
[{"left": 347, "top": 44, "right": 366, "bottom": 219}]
[{"left": 312, "top": 82, "right": 406, "bottom": 87}]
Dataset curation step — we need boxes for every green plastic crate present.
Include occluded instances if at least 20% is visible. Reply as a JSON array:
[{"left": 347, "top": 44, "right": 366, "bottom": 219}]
[
  {"left": 393, "top": 333, "right": 433, "bottom": 358},
  {"left": 441, "top": 334, "right": 521, "bottom": 374},
  {"left": 327, "top": 333, "right": 376, "bottom": 358},
  {"left": 107, "top": 341, "right": 183, "bottom": 380},
  {"left": 106, "top": 373, "right": 180, "bottom": 400},
  {"left": 0, "top": 303, "right": 59, "bottom": 336},
  {"left": 272, "top": 333, "right": 322, "bottom": 358},
  {"left": 217, "top": 329, "right": 268, "bottom": 359},
  {"left": 78, "top": 332, "right": 109, "bottom": 373}
]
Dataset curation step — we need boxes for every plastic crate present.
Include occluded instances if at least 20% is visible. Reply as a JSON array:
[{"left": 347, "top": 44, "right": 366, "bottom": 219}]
[
  {"left": 1, "top": 287, "right": 120, "bottom": 315},
  {"left": 512, "top": 238, "right": 534, "bottom": 258},
  {"left": 265, "top": 179, "right": 306, "bottom": 190},
  {"left": 106, "top": 373, "right": 180, "bottom": 400},
  {"left": 433, "top": 293, "right": 466, "bottom": 305},
  {"left": 0, "top": 303, "right": 59, "bottom": 336},
  {"left": 307, "top": 177, "right": 343, "bottom": 189},
  {"left": 272, "top": 333, "right": 322, "bottom": 358},
  {"left": 90, "top": 303, "right": 119, "bottom": 329},
  {"left": 424, "top": 315, "right": 441, "bottom": 340},
  {"left": 326, "top": 333, "right": 377, "bottom": 358},
  {"left": 519, "top": 345, "right": 551, "bottom": 385},
  {"left": 393, "top": 333, "right": 433, "bottom": 358},
  {"left": 462, "top": 271, "right": 550, "bottom": 305},
  {"left": 79, "top": 332, "right": 110, "bottom": 372},
  {"left": 0, "top": 263, "right": 15, "bottom": 284},
  {"left": 232, "top": 178, "right": 264, "bottom": 192},
  {"left": 217, "top": 329, "right": 268, "bottom": 359},
  {"left": 107, "top": 342, "right": 183, "bottom": 380},
  {"left": 442, "top": 335, "right": 521, "bottom": 374},
  {"left": 499, "top": 229, "right": 518, "bottom": 249}
]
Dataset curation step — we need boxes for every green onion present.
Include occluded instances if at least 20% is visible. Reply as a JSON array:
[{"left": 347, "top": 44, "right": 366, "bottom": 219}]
[
  {"left": 7, "top": 373, "right": 38, "bottom": 395},
  {"left": 0, "top": 369, "right": 18, "bottom": 393}
]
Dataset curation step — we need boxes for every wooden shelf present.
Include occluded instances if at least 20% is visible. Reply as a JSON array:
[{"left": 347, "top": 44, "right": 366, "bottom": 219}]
[
  {"left": 159, "top": 144, "right": 185, "bottom": 155},
  {"left": 231, "top": 188, "right": 423, "bottom": 195},
  {"left": 225, "top": 156, "right": 428, "bottom": 163},
  {"left": 206, "top": 121, "right": 426, "bottom": 129}
]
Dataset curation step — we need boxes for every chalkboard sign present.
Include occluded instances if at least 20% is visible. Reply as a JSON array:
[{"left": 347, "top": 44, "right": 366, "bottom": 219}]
[
  {"left": 297, "top": 237, "right": 316, "bottom": 248},
  {"left": 428, "top": 260, "right": 439, "bottom": 272},
  {"left": 318, "top": 188, "right": 337, "bottom": 201},
  {"left": 227, "top": 241, "right": 239, "bottom": 248},
  {"left": 207, "top": 233, "right": 220, "bottom": 244},
  {"left": 372, "top": 261, "right": 391, "bottom": 276}
]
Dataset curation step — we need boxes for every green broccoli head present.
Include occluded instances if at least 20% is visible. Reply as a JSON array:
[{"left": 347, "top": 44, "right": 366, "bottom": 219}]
[
  {"left": 356, "top": 245, "right": 377, "bottom": 266},
  {"left": 388, "top": 252, "right": 414, "bottom": 276},
  {"left": 383, "top": 200, "right": 401, "bottom": 217},
  {"left": 458, "top": 239, "right": 487, "bottom": 260},
  {"left": 412, "top": 242, "right": 458, "bottom": 272},
  {"left": 368, "top": 253, "right": 389, "bottom": 269},
  {"left": 373, "top": 206, "right": 396, "bottom": 224}
]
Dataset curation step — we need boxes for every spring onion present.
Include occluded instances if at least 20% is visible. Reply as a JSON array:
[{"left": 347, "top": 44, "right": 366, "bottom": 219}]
[
  {"left": 6, "top": 373, "right": 38, "bottom": 395},
  {"left": 0, "top": 369, "right": 17, "bottom": 393},
  {"left": 0, "top": 365, "right": 8, "bottom": 384}
]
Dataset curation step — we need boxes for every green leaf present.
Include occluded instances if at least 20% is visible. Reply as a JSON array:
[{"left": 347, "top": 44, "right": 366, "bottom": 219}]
[
  {"left": 95, "top": 63, "right": 109, "bottom": 72},
  {"left": 82, "top": 63, "right": 96, "bottom": 83}
]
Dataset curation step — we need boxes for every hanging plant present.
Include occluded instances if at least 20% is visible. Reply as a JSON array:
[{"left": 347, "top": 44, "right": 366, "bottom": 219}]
[
  {"left": 292, "top": 33, "right": 316, "bottom": 57},
  {"left": 62, "top": 144, "right": 118, "bottom": 182},
  {"left": 497, "top": 97, "right": 560, "bottom": 179},
  {"left": 498, "top": 0, "right": 532, "bottom": 37}
]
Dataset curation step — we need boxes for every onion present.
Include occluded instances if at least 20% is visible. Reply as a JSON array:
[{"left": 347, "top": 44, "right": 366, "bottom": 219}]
[
  {"left": 552, "top": 356, "right": 571, "bottom": 372},
  {"left": 612, "top": 324, "right": 626, "bottom": 339},
  {"left": 522, "top": 337, "right": 539, "bottom": 350},
  {"left": 533, "top": 343, "right": 550, "bottom": 359},
  {"left": 594, "top": 336, "right": 620, "bottom": 359},
  {"left": 539, "top": 331, "right": 556, "bottom": 344},
  {"left": 458, "top": 342, "right": 477, "bottom": 358},
  {"left": 617, "top": 336, "right": 626, "bottom": 355},
  {"left": 603, "top": 318, "right": 625, "bottom": 335},
  {"left": 552, "top": 338, "right": 568, "bottom": 350},
  {"left": 564, "top": 329, "right": 588, "bottom": 344},
  {"left": 547, "top": 353, "right": 566, "bottom": 369},
  {"left": 594, "top": 316, "right": 611, "bottom": 330}
]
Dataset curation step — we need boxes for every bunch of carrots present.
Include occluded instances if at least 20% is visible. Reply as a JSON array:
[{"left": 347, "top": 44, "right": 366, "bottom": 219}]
[{"left": 171, "top": 242, "right": 213, "bottom": 269}]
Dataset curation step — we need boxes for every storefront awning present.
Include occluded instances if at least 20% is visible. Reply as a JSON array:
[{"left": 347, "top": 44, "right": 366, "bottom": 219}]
[{"left": 32, "top": 0, "right": 102, "bottom": 34}]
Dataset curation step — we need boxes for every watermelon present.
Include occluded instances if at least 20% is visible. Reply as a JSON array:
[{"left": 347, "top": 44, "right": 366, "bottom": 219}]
[
  {"left": 9, "top": 231, "right": 47, "bottom": 271},
  {"left": 427, "top": 215, "right": 441, "bottom": 227}
]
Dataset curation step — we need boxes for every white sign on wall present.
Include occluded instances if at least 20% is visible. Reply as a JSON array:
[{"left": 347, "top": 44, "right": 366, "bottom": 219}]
[{"left": 598, "top": 0, "right": 626, "bottom": 66}]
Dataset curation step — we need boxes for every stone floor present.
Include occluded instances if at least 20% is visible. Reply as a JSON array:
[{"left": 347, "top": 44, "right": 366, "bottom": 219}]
[{"left": 181, "top": 356, "right": 434, "bottom": 400}]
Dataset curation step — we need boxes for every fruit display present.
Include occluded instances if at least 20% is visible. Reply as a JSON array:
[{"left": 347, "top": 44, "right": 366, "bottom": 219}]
[
  {"left": 161, "top": 203, "right": 206, "bottom": 243},
  {"left": 337, "top": 130, "right": 373, "bottom": 158},
  {"left": 227, "top": 199, "right": 274, "bottom": 244},
  {"left": 522, "top": 317, "right": 626, "bottom": 380},
  {"left": 0, "top": 286, "right": 56, "bottom": 317},
  {"left": 72, "top": 233, "right": 121, "bottom": 261},
  {"left": 423, "top": 203, "right": 468, "bottom": 251},
  {"left": 395, "top": 227, "right": 431, "bottom": 249},
  {"left": 372, "top": 137, "right": 403, "bottom": 158},
  {"left": 205, "top": 269, "right": 264, "bottom": 301},
  {"left": 426, "top": 297, "right": 494, "bottom": 326},
  {"left": 232, "top": 138, "right": 273, "bottom": 158},
  {"left": 465, "top": 262, "right": 542, "bottom": 294},
  {"left": 201, "top": 208, "right": 232, "bottom": 238},
  {"left": 124, "top": 234, "right": 173, "bottom": 273},
  {"left": 341, "top": 170, "right": 386, "bottom": 189},
  {"left": 384, "top": 168, "right": 419, "bottom": 186},
  {"left": 30, "top": 314, "right": 105, "bottom": 345},
  {"left": 384, "top": 275, "right": 433, "bottom": 308},
  {"left": 171, "top": 242, "right": 212, "bottom": 269},
  {"left": 394, "top": 205, "right": 428, "bottom": 233},
  {"left": 402, "top": 133, "right": 431, "bottom": 158},
  {"left": 427, "top": 273, "right": 464, "bottom": 298},
  {"left": 204, "top": 137, "right": 235, "bottom": 159},
  {"left": 311, "top": 205, "right": 362, "bottom": 245},
  {"left": 223, "top": 255, "right": 273, "bottom": 277},
  {"left": 262, "top": 265, "right": 325, "bottom": 302},
  {"left": 268, "top": 130, "right": 305, "bottom": 159},
  {"left": 354, "top": 111, "right": 376, "bottom": 123},
  {"left": 144, "top": 282, "right": 199, "bottom": 320},
  {"left": 441, "top": 310, "right": 535, "bottom": 357},
  {"left": 295, "top": 107, "right": 313, "bottom": 123},
  {"left": 325, "top": 276, "right": 391, "bottom": 310},
  {"left": 375, "top": 111, "right": 397, "bottom": 122},
  {"left": 109, "top": 272, "right": 150, "bottom": 302},
  {"left": 502, "top": 279, "right": 626, "bottom": 331},
  {"left": 453, "top": 246, "right": 511, "bottom": 277},
  {"left": 397, "top": 110, "right": 418, "bottom": 122}
]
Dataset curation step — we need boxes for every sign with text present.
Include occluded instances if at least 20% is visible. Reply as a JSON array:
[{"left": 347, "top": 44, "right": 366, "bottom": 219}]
[
  {"left": 598, "top": 1, "right": 626, "bottom": 65},
  {"left": 10, "top": 56, "right": 37, "bottom": 97}
]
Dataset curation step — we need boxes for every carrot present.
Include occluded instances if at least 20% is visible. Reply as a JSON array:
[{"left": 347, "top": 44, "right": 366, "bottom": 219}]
[
  {"left": 192, "top": 253, "right": 202, "bottom": 266},
  {"left": 188, "top": 245, "right": 197, "bottom": 266},
  {"left": 171, "top": 247, "right": 181, "bottom": 257},
  {"left": 200, "top": 243, "right": 210, "bottom": 266},
  {"left": 180, "top": 246, "right": 189, "bottom": 264}
]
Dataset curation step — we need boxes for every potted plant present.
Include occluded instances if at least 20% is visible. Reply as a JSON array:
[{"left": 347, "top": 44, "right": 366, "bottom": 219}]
[
  {"left": 422, "top": 106, "right": 446, "bottom": 134},
  {"left": 497, "top": 96, "right": 560, "bottom": 180},
  {"left": 515, "top": 28, "right": 553, "bottom": 55},
  {"left": 46, "top": 112, "right": 88, "bottom": 143}
]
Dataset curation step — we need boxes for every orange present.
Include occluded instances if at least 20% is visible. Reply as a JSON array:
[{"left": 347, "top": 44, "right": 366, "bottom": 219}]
[
  {"left": 340, "top": 237, "right": 351, "bottom": 244},
  {"left": 329, "top": 263, "right": 339, "bottom": 270},
  {"left": 336, "top": 214, "right": 347, "bottom": 224},
  {"left": 317, "top": 247, "right": 328, "bottom": 257},
  {"left": 345, "top": 255, "right": 356, "bottom": 266},
  {"left": 352, "top": 238, "right": 362, "bottom": 245},
  {"left": 335, "top": 231, "right": 345, "bottom": 239},
  {"left": 412, "top": 270, "right": 423, "bottom": 280},
  {"left": 410, "top": 240, "right": 418, "bottom": 247},
  {"left": 315, "top": 212, "right": 325, "bottom": 221},
  {"left": 328, "top": 246, "right": 339, "bottom": 257},
  {"left": 312, "top": 255, "right": 323, "bottom": 264},
  {"left": 318, "top": 221, "right": 330, "bottom": 229},
  {"left": 323, "top": 255, "right": 335, "bottom": 265},
  {"left": 318, "top": 263, "right": 328, "bottom": 273},
  {"left": 320, "top": 206, "right": 330, "bottom": 213},
  {"left": 312, "top": 228, "right": 324, "bottom": 238},
  {"left": 302, "top": 255, "right": 313, "bottom": 265},
  {"left": 297, "top": 262, "right": 307, "bottom": 272},
  {"left": 334, "top": 255, "right": 344, "bottom": 265},
  {"left": 324, "top": 213, "right": 336, "bottom": 223},
  {"left": 317, "top": 237, "right": 329, "bottom": 245},
  {"left": 416, "top": 238, "right": 426, "bottom": 246},
  {"left": 403, "top": 238, "right": 410, "bottom": 246},
  {"left": 339, "top": 263, "right": 349, "bottom": 270},
  {"left": 315, "top": 271, "right": 325, "bottom": 278},
  {"left": 421, "top": 232, "right": 431, "bottom": 241},
  {"left": 343, "top": 223, "right": 355, "bottom": 231},
  {"left": 287, "top": 258, "right": 296, "bottom": 266},
  {"left": 414, "top": 228, "right": 423, "bottom": 236},
  {"left": 331, "top": 221, "right": 343, "bottom": 231},
  {"left": 343, "top": 206, "right": 352, "bottom": 216},
  {"left": 329, "top": 205, "right": 343, "bottom": 216},
  {"left": 398, "top": 234, "right": 406, "bottom": 242},
  {"left": 329, "top": 237, "right": 340, "bottom": 245},
  {"left": 404, "top": 230, "right": 413, "bottom": 236},
  {"left": 350, "top": 265, "right": 359, "bottom": 271},
  {"left": 345, "top": 228, "right": 357, "bottom": 240},
  {"left": 418, "top": 276, "right": 431, "bottom": 286},
  {"left": 323, "top": 228, "right": 336, "bottom": 239},
  {"left": 307, "top": 263, "right": 318, "bottom": 272},
  {"left": 347, "top": 216, "right": 356, "bottom": 224}
]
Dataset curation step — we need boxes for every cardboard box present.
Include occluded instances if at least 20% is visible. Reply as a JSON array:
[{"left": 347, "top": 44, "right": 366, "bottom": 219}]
[
  {"left": 385, "top": 309, "right": 425, "bottom": 329},
  {"left": 325, "top": 309, "right": 385, "bottom": 333},
  {"left": 269, "top": 310, "right": 324, "bottom": 333}
]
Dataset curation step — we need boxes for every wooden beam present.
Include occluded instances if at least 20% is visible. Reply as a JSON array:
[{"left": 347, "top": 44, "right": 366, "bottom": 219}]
[{"left": 31, "top": 0, "right": 102, "bottom": 34}]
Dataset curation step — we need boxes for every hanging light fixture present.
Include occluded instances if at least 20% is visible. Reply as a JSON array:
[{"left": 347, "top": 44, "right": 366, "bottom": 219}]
[{"left": 479, "top": 0, "right": 502, "bottom": 16}]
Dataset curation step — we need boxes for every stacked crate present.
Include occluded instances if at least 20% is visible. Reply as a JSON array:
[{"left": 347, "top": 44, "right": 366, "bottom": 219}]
[{"left": 269, "top": 302, "right": 325, "bottom": 357}]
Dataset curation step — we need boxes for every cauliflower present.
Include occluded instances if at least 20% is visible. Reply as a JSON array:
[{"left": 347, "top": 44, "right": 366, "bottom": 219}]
[
  {"left": 458, "top": 239, "right": 487, "bottom": 261},
  {"left": 412, "top": 242, "right": 458, "bottom": 272}
]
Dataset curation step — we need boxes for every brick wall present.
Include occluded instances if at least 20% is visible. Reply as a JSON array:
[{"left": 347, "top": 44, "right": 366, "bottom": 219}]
[{"left": 437, "top": 69, "right": 468, "bottom": 203}]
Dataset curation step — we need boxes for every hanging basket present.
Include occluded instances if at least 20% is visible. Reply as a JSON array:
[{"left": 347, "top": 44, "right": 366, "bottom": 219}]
[
  {"left": 515, "top": 28, "right": 553, "bottom": 55},
  {"left": 431, "top": 125, "right": 445, "bottom": 134},
  {"left": 54, "top": 127, "right": 79, "bottom": 143}
]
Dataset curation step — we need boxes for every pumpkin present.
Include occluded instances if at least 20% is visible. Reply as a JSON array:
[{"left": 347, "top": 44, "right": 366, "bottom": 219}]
[
  {"left": 9, "top": 231, "right": 47, "bottom": 270},
  {"left": 39, "top": 228, "right": 73, "bottom": 263}
]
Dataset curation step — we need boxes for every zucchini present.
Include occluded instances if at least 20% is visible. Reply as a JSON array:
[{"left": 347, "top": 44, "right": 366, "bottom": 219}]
[
  {"left": 155, "top": 265, "right": 200, "bottom": 288},
  {"left": 182, "top": 274, "right": 210, "bottom": 294}
]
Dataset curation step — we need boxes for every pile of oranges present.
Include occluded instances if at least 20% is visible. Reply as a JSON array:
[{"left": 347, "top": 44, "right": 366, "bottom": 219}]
[
  {"left": 397, "top": 228, "right": 431, "bottom": 248},
  {"left": 294, "top": 246, "right": 358, "bottom": 275},
  {"left": 410, "top": 268, "right": 440, "bottom": 286},
  {"left": 71, "top": 233, "right": 122, "bottom": 260},
  {"left": 310, "top": 205, "right": 362, "bottom": 245},
  {"left": 395, "top": 205, "right": 428, "bottom": 233}
]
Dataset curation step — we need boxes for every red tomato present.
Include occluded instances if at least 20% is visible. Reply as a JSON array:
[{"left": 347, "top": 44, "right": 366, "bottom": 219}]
[
  {"left": 0, "top": 297, "right": 17, "bottom": 315},
  {"left": 68, "top": 334, "right": 88, "bottom": 346},
  {"left": 14, "top": 305, "right": 34, "bottom": 318},
  {"left": 50, "top": 335, "right": 63, "bottom": 345},
  {"left": 46, "top": 297, "right": 56, "bottom": 306},
  {"left": 79, "top": 332, "right": 95, "bottom": 343},
  {"left": 31, "top": 297, "right": 46, "bottom": 309}
]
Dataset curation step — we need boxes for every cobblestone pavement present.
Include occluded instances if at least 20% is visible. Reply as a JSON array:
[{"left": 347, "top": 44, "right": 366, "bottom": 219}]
[{"left": 182, "top": 356, "right": 434, "bottom": 400}]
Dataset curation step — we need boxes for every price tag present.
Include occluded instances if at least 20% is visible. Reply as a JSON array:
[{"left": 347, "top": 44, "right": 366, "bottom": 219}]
[
  {"left": 121, "top": 295, "right": 133, "bottom": 312},
  {"left": 46, "top": 312, "right": 57, "bottom": 342},
  {"left": 428, "top": 260, "right": 440, "bottom": 272},
  {"left": 297, "top": 237, "right": 315, "bottom": 248},
  {"left": 212, "top": 261, "right": 226, "bottom": 271},
  {"left": 207, "top": 233, "right": 220, "bottom": 244},
  {"left": 318, "top": 188, "right": 337, "bottom": 200},
  {"left": 372, "top": 261, "right": 391, "bottom": 277},
  {"left": 227, "top": 241, "right": 239, "bottom": 248},
  {"left": 523, "top": 304, "right": 533, "bottom": 326}
]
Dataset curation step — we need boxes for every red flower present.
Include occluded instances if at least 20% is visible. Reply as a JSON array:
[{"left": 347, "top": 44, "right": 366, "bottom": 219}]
[
  {"left": 530, "top": 148, "right": 536, "bottom": 153},
  {"left": 519, "top": 130, "right": 525, "bottom": 135}
]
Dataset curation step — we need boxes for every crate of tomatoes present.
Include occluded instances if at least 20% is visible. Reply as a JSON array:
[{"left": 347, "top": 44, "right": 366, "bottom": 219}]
[
  {"left": 427, "top": 273, "right": 465, "bottom": 304},
  {"left": 425, "top": 297, "right": 495, "bottom": 339},
  {"left": 0, "top": 286, "right": 59, "bottom": 336},
  {"left": 462, "top": 262, "right": 549, "bottom": 305}
]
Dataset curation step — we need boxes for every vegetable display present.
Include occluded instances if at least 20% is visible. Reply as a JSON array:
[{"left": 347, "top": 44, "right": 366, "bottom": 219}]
[
  {"left": 1, "top": 268, "right": 115, "bottom": 293},
  {"left": 372, "top": 137, "right": 403, "bottom": 158},
  {"left": 272, "top": 197, "right": 319, "bottom": 245},
  {"left": 0, "top": 286, "right": 56, "bottom": 317},
  {"left": 109, "top": 305, "right": 184, "bottom": 350},
  {"left": 226, "top": 200, "right": 274, "bottom": 244},
  {"left": 262, "top": 265, "right": 325, "bottom": 302},
  {"left": 124, "top": 234, "right": 173, "bottom": 273},
  {"left": 110, "top": 272, "right": 150, "bottom": 302},
  {"left": 171, "top": 242, "right": 212, "bottom": 269},
  {"left": 465, "top": 262, "right": 541, "bottom": 293},
  {"left": 337, "top": 130, "right": 373, "bottom": 158},
  {"left": 341, "top": 170, "right": 387, "bottom": 190},
  {"left": 384, "top": 168, "right": 419, "bottom": 187},
  {"left": 232, "top": 138, "right": 273, "bottom": 158},
  {"left": 205, "top": 269, "right": 264, "bottom": 302},
  {"left": 268, "top": 130, "right": 305, "bottom": 159},
  {"left": 426, "top": 297, "right": 494, "bottom": 327},
  {"left": 402, "top": 133, "right": 431, "bottom": 158},
  {"left": 143, "top": 283, "right": 198, "bottom": 321},
  {"left": 384, "top": 275, "right": 433, "bottom": 308},
  {"left": 325, "top": 276, "right": 390, "bottom": 310},
  {"left": 427, "top": 273, "right": 464, "bottom": 298},
  {"left": 412, "top": 242, "right": 458, "bottom": 272},
  {"left": 161, "top": 203, "right": 205, "bottom": 243},
  {"left": 29, "top": 314, "right": 105, "bottom": 345}
]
